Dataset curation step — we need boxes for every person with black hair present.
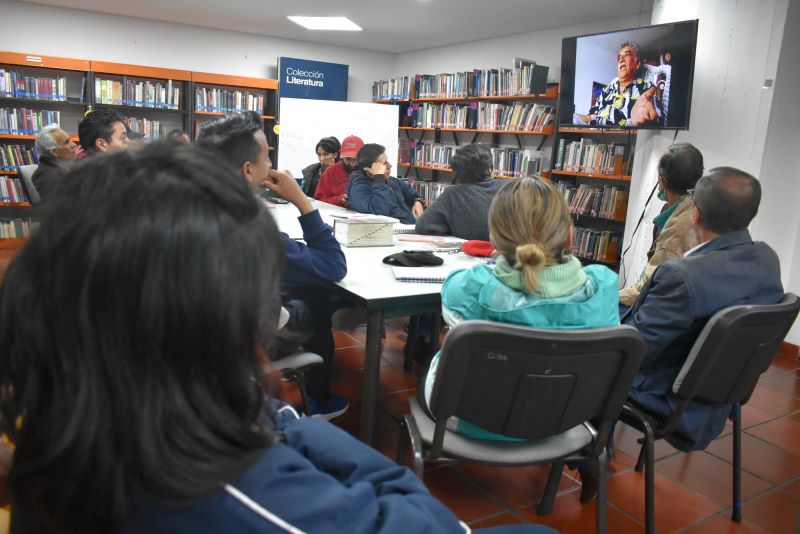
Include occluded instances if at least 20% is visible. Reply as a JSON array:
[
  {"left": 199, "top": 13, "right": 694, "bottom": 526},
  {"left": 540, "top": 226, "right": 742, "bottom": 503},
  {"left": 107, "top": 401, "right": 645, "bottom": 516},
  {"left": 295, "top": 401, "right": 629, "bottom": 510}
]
[
  {"left": 314, "top": 134, "right": 364, "bottom": 206},
  {"left": 0, "top": 140, "right": 524, "bottom": 534},
  {"left": 167, "top": 128, "right": 191, "bottom": 144},
  {"left": 196, "top": 111, "right": 349, "bottom": 420},
  {"left": 619, "top": 142, "right": 704, "bottom": 307},
  {"left": 415, "top": 143, "right": 502, "bottom": 240},
  {"left": 622, "top": 167, "right": 783, "bottom": 451},
  {"left": 77, "top": 107, "right": 129, "bottom": 154},
  {"left": 346, "top": 142, "right": 423, "bottom": 224},
  {"left": 302, "top": 136, "right": 340, "bottom": 197}
]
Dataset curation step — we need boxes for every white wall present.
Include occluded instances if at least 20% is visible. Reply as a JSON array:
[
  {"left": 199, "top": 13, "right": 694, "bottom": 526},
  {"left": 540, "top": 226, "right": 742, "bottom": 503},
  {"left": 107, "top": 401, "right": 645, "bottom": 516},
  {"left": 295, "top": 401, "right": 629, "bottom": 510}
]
[
  {"left": 621, "top": 0, "right": 797, "bottom": 343},
  {"left": 0, "top": 0, "right": 392, "bottom": 103},
  {"left": 752, "top": 0, "right": 800, "bottom": 345}
]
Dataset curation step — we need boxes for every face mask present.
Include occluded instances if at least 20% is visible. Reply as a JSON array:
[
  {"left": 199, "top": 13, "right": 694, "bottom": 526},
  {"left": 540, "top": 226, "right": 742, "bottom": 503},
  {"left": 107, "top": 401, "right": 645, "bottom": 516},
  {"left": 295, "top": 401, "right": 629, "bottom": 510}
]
[{"left": 657, "top": 187, "right": 667, "bottom": 201}]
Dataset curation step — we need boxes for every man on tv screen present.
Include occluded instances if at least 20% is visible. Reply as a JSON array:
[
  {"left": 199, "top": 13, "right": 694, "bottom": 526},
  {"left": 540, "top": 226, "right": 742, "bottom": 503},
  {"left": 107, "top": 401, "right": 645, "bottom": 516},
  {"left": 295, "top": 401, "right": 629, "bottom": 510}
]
[{"left": 576, "top": 41, "right": 662, "bottom": 127}]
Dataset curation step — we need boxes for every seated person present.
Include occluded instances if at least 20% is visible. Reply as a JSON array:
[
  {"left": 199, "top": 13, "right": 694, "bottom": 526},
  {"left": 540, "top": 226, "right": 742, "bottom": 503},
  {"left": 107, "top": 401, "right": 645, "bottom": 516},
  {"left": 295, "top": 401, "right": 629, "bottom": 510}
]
[
  {"left": 415, "top": 143, "right": 502, "bottom": 241},
  {"left": 0, "top": 141, "right": 557, "bottom": 534},
  {"left": 347, "top": 143, "right": 423, "bottom": 224},
  {"left": 575, "top": 41, "right": 662, "bottom": 127},
  {"left": 196, "top": 112, "right": 348, "bottom": 419},
  {"left": 619, "top": 142, "right": 704, "bottom": 307},
  {"left": 77, "top": 108, "right": 129, "bottom": 155},
  {"left": 623, "top": 167, "right": 783, "bottom": 451},
  {"left": 167, "top": 128, "right": 191, "bottom": 144},
  {"left": 31, "top": 124, "right": 77, "bottom": 200},
  {"left": 424, "top": 177, "right": 620, "bottom": 442},
  {"left": 314, "top": 134, "right": 363, "bottom": 206},
  {"left": 302, "top": 136, "right": 340, "bottom": 197}
]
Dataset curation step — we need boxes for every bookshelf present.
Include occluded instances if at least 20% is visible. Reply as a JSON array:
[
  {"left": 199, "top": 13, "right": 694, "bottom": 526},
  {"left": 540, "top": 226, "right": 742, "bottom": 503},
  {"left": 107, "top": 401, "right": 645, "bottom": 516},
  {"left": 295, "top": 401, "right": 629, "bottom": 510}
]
[
  {"left": 190, "top": 72, "right": 278, "bottom": 163},
  {"left": 374, "top": 68, "right": 558, "bottom": 202},
  {"left": 551, "top": 126, "right": 638, "bottom": 268}
]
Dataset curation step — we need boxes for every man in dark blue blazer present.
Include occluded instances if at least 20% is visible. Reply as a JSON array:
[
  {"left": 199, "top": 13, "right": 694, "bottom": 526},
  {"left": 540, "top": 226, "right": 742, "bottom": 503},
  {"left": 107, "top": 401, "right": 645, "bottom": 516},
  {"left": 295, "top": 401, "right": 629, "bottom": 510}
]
[{"left": 622, "top": 167, "right": 783, "bottom": 450}]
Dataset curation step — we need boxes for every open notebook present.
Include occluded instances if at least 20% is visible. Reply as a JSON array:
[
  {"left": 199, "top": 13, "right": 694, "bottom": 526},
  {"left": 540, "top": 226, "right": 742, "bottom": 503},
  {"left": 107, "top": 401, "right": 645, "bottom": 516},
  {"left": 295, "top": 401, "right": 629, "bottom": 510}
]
[{"left": 391, "top": 266, "right": 449, "bottom": 283}]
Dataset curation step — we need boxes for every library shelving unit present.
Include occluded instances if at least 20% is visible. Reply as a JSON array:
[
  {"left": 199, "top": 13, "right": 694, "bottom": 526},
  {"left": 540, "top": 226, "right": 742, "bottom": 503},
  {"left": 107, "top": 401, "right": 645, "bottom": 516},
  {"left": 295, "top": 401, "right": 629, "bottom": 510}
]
[
  {"left": 190, "top": 72, "right": 278, "bottom": 163},
  {"left": 0, "top": 52, "right": 89, "bottom": 248},
  {"left": 373, "top": 71, "right": 558, "bottom": 203},
  {"left": 550, "top": 126, "right": 638, "bottom": 269},
  {"left": 90, "top": 60, "right": 191, "bottom": 141}
]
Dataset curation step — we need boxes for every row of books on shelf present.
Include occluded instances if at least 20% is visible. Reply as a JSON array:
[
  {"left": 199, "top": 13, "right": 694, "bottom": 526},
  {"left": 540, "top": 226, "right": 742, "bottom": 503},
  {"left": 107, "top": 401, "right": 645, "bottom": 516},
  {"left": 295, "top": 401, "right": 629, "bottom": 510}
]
[
  {"left": 556, "top": 181, "right": 629, "bottom": 220},
  {"left": 554, "top": 139, "right": 630, "bottom": 175},
  {"left": 411, "top": 180, "right": 449, "bottom": 205},
  {"left": 0, "top": 144, "right": 39, "bottom": 169},
  {"left": 372, "top": 76, "right": 412, "bottom": 101},
  {"left": 123, "top": 117, "right": 164, "bottom": 140},
  {"left": 400, "top": 140, "right": 456, "bottom": 169},
  {"left": 571, "top": 227, "right": 621, "bottom": 264},
  {"left": 407, "top": 101, "right": 552, "bottom": 131},
  {"left": 0, "top": 70, "right": 71, "bottom": 102},
  {"left": 0, "top": 108, "right": 60, "bottom": 135},
  {"left": 194, "top": 88, "right": 264, "bottom": 113},
  {"left": 0, "top": 178, "right": 29, "bottom": 204},
  {"left": 0, "top": 218, "right": 33, "bottom": 239},
  {"left": 491, "top": 147, "right": 544, "bottom": 178},
  {"left": 95, "top": 78, "right": 181, "bottom": 109},
  {"left": 372, "top": 60, "right": 548, "bottom": 100}
]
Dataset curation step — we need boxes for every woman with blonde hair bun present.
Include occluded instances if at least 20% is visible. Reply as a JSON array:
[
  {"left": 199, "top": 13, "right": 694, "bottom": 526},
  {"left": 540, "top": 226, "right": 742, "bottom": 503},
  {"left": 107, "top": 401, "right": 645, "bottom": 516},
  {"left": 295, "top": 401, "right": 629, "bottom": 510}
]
[{"left": 423, "top": 177, "right": 620, "bottom": 441}]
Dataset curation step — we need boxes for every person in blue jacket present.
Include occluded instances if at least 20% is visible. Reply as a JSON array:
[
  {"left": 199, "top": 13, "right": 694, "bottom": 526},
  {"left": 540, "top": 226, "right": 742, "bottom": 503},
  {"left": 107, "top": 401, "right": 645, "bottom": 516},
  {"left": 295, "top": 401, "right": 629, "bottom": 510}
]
[
  {"left": 0, "top": 142, "right": 555, "bottom": 534},
  {"left": 346, "top": 143, "right": 423, "bottom": 224},
  {"left": 197, "top": 112, "right": 349, "bottom": 420}
]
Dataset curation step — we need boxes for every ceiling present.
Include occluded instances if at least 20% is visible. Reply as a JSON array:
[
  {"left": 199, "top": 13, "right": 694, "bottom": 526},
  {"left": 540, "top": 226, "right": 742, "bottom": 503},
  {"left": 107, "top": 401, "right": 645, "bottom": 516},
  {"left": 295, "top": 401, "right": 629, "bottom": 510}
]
[{"left": 20, "top": 0, "right": 653, "bottom": 54}]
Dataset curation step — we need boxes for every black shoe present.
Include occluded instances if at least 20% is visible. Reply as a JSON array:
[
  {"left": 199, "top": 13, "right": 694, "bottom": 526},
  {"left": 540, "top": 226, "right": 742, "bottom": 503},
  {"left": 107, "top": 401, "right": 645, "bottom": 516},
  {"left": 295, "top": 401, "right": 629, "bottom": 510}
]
[
  {"left": 413, "top": 338, "right": 434, "bottom": 364},
  {"left": 578, "top": 461, "right": 598, "bottom": 503}
]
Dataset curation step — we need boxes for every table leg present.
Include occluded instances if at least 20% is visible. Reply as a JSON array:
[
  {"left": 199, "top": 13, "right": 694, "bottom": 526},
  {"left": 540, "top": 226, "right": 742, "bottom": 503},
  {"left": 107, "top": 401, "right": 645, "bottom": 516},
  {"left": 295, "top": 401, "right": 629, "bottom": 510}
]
[
  {"left": 359, "top": 308, "right": 384, "bottom": 443},
  {"left": 430, "top": 312, "right": 443, "bottom": 353}
]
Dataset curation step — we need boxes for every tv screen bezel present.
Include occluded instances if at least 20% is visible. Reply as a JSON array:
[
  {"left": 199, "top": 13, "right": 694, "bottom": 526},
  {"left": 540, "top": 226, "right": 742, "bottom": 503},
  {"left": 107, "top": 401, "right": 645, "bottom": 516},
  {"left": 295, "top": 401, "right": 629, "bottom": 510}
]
[{"left": 558, "top": 19, "right": 699, "bottom": 131}]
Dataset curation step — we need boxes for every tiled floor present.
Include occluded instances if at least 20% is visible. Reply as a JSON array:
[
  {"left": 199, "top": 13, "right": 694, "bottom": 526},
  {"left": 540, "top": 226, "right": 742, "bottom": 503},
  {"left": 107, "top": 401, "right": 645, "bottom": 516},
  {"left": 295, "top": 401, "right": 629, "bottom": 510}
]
[{"left": 298, "top": 319, "right": 800, "bottom": 534}]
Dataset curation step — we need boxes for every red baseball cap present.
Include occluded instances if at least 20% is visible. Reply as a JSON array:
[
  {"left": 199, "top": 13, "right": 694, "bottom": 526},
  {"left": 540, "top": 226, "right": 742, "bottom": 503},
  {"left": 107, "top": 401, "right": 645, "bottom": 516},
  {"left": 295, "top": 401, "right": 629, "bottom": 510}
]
[{"left": 340, "top": 135, "right": 365, "bottom": 158}]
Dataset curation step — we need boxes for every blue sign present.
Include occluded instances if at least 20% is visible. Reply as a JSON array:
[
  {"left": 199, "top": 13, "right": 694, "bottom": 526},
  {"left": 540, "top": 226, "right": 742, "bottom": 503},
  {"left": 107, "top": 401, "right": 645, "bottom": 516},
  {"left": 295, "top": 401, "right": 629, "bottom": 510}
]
[{"left": 278, "top": 57, "right": 349, "bottom": 101}]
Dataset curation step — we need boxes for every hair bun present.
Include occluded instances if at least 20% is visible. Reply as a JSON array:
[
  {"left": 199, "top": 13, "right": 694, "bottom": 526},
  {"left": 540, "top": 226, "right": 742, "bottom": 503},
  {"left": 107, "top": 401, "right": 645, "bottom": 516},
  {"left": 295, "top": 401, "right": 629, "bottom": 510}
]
[{"left": 515, "top": 242, "right": 546, "bottom": 269}]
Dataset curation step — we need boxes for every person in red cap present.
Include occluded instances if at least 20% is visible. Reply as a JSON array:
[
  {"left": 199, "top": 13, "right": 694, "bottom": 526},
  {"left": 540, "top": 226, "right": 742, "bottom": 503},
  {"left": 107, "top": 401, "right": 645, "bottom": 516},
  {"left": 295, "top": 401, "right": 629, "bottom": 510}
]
[{"left": 313, "top": 134, "right": 364, "bottom": 206}]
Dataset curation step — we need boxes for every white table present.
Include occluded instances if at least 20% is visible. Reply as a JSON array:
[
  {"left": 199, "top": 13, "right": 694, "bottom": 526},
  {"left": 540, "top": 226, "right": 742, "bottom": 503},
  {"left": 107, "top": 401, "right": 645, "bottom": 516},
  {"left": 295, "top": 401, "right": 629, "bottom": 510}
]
[{"left": 270, "top": 200, "right": 480, "bottom": 442}]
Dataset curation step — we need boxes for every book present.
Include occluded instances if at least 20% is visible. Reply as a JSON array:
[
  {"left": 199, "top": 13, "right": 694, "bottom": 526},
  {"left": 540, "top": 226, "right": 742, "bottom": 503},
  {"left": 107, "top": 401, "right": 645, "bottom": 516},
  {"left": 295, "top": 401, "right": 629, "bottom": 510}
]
[
  {"left": 394, "top": 223, "right": 418, "bottom": 234},
  {"left": 333, "top": 217, "right": 395, "bottom": 247},
  {"left": 391, "top": 266, "right": 448, "bottom": 283},
  {"left": 397, "top": 234, "right": 446, "bottom": 245}
]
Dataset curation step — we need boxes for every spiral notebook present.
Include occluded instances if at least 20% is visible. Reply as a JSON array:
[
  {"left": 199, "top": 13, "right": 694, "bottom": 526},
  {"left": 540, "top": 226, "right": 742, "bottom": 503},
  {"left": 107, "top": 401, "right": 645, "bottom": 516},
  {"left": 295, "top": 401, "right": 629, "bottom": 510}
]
[{"left": 391, "top": 266, "right": 448, "bottom": 283}]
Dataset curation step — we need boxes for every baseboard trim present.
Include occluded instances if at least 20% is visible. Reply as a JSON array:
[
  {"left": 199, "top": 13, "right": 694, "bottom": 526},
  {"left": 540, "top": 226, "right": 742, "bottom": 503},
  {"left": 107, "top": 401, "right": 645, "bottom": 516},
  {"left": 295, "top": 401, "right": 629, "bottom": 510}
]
[{"left": 779, "top": 341, "right": 799, "bottom": 359}]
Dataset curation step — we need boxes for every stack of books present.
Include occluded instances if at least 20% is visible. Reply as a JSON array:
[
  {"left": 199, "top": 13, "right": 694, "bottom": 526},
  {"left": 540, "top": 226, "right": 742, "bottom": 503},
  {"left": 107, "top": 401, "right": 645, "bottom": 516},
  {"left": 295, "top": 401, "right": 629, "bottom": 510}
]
[{"left": 333, "top": 215, "right": 397, "bottom": 247}]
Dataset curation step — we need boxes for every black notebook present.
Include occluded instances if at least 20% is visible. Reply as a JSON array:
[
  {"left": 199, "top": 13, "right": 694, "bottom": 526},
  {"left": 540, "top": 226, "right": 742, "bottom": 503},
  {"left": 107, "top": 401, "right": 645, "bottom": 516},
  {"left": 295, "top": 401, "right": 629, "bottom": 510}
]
[{"left": 391, "top": 266, "right": 448, "bottom": 283}]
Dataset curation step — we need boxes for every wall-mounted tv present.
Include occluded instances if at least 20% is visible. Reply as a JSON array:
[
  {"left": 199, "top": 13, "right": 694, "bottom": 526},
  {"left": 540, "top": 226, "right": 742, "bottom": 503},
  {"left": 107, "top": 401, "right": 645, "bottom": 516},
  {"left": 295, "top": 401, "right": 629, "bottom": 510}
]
[{"left": 558, "top": 19, "right": 698, "bottom": 130}]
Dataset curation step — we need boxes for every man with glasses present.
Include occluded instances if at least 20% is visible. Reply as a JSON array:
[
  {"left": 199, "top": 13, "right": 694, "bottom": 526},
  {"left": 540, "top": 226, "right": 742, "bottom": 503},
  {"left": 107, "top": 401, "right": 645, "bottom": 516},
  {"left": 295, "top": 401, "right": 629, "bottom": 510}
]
[
  {"left": 31, "top": 124, "right": 77, "bottom": 200},
  {"left": 621, "top": 167, "right": 783, "bottom": 451}
]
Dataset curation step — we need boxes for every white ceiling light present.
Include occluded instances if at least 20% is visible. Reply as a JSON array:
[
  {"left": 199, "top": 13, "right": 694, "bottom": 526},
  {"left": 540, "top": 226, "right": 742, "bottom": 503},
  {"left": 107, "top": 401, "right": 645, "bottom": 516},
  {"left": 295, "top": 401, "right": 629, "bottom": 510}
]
[{"left": 287, "top": 16, "right": 362, "bottom": 31}]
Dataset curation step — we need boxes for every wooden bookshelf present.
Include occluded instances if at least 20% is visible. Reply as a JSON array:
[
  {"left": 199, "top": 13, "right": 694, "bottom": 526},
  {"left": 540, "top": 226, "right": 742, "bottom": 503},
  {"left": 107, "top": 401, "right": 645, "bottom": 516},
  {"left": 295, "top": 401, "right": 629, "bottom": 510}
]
[
  {"left": 557, "top": 127, "right": 637, "bottom": 134},
  {"left": 191, "top": 72, "right": 277, "bottom": 90},
  {"left": 90, "top": 61, "right": 191, "bottom": 81},
  {"left": 0, "top": 238, "right": 29, "bottom": 249},
  {"left": 551, "top": 169, "right": 632, "bottom": 181},
  {"left": 0, "top": 52, "right": 89, "bottom": 71}
]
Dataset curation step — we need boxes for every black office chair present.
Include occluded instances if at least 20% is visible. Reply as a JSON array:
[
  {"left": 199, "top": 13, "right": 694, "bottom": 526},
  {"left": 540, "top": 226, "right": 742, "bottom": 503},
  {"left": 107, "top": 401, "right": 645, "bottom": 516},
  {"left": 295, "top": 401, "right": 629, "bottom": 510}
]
[
  {"left": 398, "top": 320, "right": 644, "bottom": 534},
  {"left": 272, "top": 351, "right": 324, "bottom": 416},
  {"left": 620, "top": 292, "right": 800, "bottom": 534}
]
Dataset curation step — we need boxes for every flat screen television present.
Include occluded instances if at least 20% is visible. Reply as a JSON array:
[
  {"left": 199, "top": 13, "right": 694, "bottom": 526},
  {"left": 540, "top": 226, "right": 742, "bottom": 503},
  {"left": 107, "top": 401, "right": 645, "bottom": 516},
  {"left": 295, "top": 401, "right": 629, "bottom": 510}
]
[{"left": 558, "top": 19, "right": 698, "bottom": 130}]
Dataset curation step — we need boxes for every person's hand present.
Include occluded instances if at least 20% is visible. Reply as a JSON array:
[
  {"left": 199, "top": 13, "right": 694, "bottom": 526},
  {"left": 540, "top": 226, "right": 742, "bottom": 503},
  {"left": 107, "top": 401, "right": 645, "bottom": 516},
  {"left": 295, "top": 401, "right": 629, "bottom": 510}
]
[
  {"left": 368, "top": 160, "right": 388, "bottom": 178},
  {"left": 412, "top": 200, "right": 424, "bottom": 218},
  {"left": 574, "top": 113, "right": 593, "bottom": 125},
  {"left": 264, "top": 169, "right": 313, "bottom": 215},
  {"left": 630, "top": 94, "right": 658, "bottom": 126},
  {"left": 340, "top": 193, "right": 350, "bottom": 207}
]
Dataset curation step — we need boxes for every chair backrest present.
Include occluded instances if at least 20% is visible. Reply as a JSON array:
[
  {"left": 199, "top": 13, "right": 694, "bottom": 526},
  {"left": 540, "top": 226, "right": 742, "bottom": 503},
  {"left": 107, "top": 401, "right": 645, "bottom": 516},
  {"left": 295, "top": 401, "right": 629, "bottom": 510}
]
[
  {"left": 19, "top": 164, "right": 41, "bottom": 205},
  {"left": 429, "top": 321, "right": 644, "bottom": 441},
  {"left": 673, "top": 293, "right": 800, "bottom": 405}
]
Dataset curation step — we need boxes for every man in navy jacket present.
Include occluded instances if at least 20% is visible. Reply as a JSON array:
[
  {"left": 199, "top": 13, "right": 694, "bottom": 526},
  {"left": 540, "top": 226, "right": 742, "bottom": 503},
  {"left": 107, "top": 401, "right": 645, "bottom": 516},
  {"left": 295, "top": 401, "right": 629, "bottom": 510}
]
[
  {"left": 622, "top": 167, "right": 783, "bottom": 450},
  {"left": 197, "top": 112, "right": 349, "bottom": 419}
]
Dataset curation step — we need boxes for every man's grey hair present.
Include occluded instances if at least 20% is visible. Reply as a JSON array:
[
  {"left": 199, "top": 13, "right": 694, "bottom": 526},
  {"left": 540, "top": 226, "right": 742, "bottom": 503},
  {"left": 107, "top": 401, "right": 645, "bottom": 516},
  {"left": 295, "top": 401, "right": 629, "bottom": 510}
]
[
  {"left": 620, "top": 40, "right": 642, "bottom": 59},
  {"left": 35, "top": 124, "right": 63, "bottom": 157}
]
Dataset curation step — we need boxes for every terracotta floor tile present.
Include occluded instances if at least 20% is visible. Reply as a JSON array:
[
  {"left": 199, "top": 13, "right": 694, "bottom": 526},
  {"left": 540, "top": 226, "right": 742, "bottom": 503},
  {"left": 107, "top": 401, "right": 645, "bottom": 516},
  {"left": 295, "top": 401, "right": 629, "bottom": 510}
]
[
  {"left": 378, "top": 390, "right": 414, "bottom": 420},
  {"left": 740, "top": 403, "right": 779, "bottom": 429},
  {"left": 613, "top": 422, "right": 680, "bottom": 462},
  {"left": 333, "top": 329, "right": 362, "bottom": 349},
  {"left": 787, "top": 479, "right": 800, "bottom": 495},
  {"left": 768, "top": 354, "right": 800, "bottom": 373},
  {"left": 757, "top": 371, "right": 800, "bottom": 399},
  {"left": 422, "top": 466, "right": 507, "bottom": 522},
  {"left": 746, "top": 387, "right": 800, "bottom": 417},
  {"left": 606, "top": 470, "right": 722, "bottom": 532},
  {"left": 379, "top": 362, "right": 419, "bottom": 393},
  {"left": 790, "top": 411, "right": 800, "bottom": 424},
  {"left": 741, "top": 487, "right": 800, "bottom": 534},
  {"left": 707, "top": 432, "right": 800, "bottom": 485},
  {"left": 655, "top": 451, "right": 771, "bottom": 506},
  {"left": 680, "top": 513, "right": 769, "bottom": 534},
  {"left": 607, "top": 449, "right": 638, "bottom": 476},
  {"left": 516, "top": 491, "right": 643, "bottom": 534},
  {"left": 468, "top": 512, "right": 526, "bottom": 528},
  {"left": 459, "top": 463, "right": 577, "bottom": 509},
  {"left": 746, "top": 416, "right": 800, "bottom": 458},
  {"left": 333, "top": 345, "right": 365, "bottom": 372}
]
